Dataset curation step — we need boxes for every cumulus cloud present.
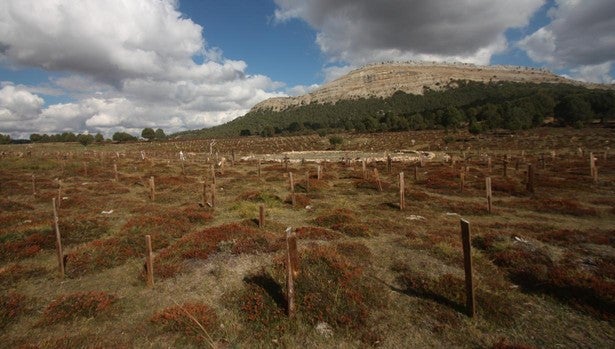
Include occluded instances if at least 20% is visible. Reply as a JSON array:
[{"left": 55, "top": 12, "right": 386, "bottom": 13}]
[
  {"left": 274, "top": 0, "right": 545, "bottom": 66},
  {"left": 518, "top": 0, "right": 615, "bottom": 82},
  {"left": 0, "top": 83, "right": 44, "bottom": 121},
  {"left": 0, "top": 0, "right": 285, "bottom": 137},
  {"left": 519, "top": 0, "right": 615, "bottom": 67}
]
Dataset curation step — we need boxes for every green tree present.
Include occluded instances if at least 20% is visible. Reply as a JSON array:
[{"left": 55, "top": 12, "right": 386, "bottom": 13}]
[
  {"left": 239, "top": 129, "right": 251, "bottom": 136},
  {"left": 30, "top": 133, "right": 42, "bottom": 142},
  {"left": 141, "top": 128, "right": 156, "bottom": 141},
  {"left": 78, "top": 134, "right": 94, "bottom": 146},
  {"left": 555, "top": 95, "right": 594, "bottom": 126},
  {"left": 0, "top": 134, "right": 11, "bottom": 144},
  {"left": 112, "top": 132, "right": 137, "bottom": 142},
  {"left": 154, "top": 128, "right": 166, "bottom": 140},
  {"left": 94, "top": 133, "right": 104, "bottom": 143}
]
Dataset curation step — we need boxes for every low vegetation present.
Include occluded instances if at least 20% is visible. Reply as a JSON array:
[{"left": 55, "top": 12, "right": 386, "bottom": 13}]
[{"left": 0, "top": 127, "right": 613, "bottom": 347}]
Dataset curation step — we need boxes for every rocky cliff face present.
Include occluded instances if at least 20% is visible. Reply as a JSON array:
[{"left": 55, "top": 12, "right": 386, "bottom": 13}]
[{"left": 252, "top": 62, "right": 586, "bottom": 112}]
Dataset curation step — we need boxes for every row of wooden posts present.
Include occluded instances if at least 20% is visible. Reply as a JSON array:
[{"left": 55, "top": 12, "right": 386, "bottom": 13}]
[
  {"left": 45, "top": 150, "right": 605, "bottom": 317},
  {"left": 52, "top": 197, "right": 476, "bottom": 317}
]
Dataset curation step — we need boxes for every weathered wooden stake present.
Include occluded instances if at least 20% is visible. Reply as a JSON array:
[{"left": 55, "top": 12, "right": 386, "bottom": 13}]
[
  {"left": 199, "top": 181, "right": 206, "bottom": 206},
  {"left": 145, "top": 235, "right": 154, "bottom": 288},
  {"left": 57, "top": 180, "right": 62, "bottom": 209},
  {"left": 289, "top": 172, "right": 296, "bottom": 207},
  {"left": 460, "top": 218, "right": 475, "bottom": 317},
  {"left": 374, "top": 168, "right": 383, "bottom": 192},
  {"left": 387, "top": 155, "right": 392, "bottom": 173},
  {"left": 317, "top": 165, "right": 322, "bottom": 180},
  {"left": 259, "top": 205, "right": 265, "bottom": 228},
  {"left": 362, "top": 160, "right": 367, "bottom": 179},
  {"left": 590, "top": 152, "right": 598, "bottom": 183},
  {"left": 210, "top": 183, "right": 216, "bottom": 207},
  {"left": 502, "top": 159, "right": 508, "bottom": 178},
  {"left": 487, "top": 157, "right": 492, "bottom": 174},
  {"left": 257, "top": 160, "right": 262, "bottom": 178},
  {"left": 526, "top": 164, "right": 534, "bottom": 194},
  {"left": 460, "top": 171, "right": 465, "bottom": 193},
  {"left": 399, "top": 172, "right": 405, "bottom": 210},
  {"left": 485, "top": 177, "right": 492, "bottom": 214},
  {"left": 149, "top": 176, "right": 155, "bottom": 201},
  {"left": 286, "top": 227, "right": 296, "bottom": 317},
  {"left": 52, "top": 198, "right": 65, "bottom": 278}
]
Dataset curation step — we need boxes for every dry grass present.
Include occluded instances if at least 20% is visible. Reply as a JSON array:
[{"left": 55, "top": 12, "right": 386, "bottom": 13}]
[{"left": 0, "top": 127, "right": 614, "bottom": 347}]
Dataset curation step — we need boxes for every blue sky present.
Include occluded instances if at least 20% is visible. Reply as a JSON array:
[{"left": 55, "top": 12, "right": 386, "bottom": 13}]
[{"left": 1, "top": 0, "right": 614, "bottom": 138}]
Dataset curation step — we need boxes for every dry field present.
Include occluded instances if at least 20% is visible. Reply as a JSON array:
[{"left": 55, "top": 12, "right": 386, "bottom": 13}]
[{"left": 1, "top": 127, "right": 614, "bottom": 348}]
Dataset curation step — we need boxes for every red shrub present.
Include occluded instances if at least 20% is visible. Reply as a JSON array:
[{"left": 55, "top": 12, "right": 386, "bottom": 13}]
[
  {"left": 151, "top": 302, "right": 219, "bottom": 344},
  {"left": 0, "top": 292, "right": 26, "bottom": 329},
  {"left": 38, "top": 291, "right": 117, "bottom": 325}
]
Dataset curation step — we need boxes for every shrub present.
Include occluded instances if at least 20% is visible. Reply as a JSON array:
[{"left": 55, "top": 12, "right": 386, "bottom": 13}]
[
  {"left": 295, "top": 226, "right": 342, "bottom": 241},
  {"left": 151, "top": 302, "right": 219, "bottom": 345},
  {"left": 0, "top": 292, "right": 26, "bottom": 329},
  {"left": 38, "top": 291, "right": 117, "bottom": 325},
  {"left": 235, "top": 245, "right": 385, "bottom": 343},
  {"left": 154, "top": 223, "right": 277, "bottom": 279}
]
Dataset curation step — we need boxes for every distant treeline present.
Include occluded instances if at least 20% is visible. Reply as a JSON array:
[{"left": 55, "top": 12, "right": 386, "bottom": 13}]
[{"left": 176, "top": 81, "right": 615, "bottom": 138}]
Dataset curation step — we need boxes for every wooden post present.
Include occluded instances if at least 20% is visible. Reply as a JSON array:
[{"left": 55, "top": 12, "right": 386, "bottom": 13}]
[
  {"left": 286, "top": 227, "right": 296, "bottom": 317},
  {"left": 485, "top": 177, "right": 492, "bottom": 214},
  {"left": 289, "top": 172, "right": 296, "bottom": 207},
  {"left": 284, "top": 156, "right": 289, "bottom": 172},
  {"left": 414, "top": 166, "right": 418, "bottom": 181},
  {"left": 305, "top": 171, "right": 310, "bottom": 193},
  {"left": 460, "top": 171, "right": 465, "bottom": 193},
  {"left": 257, "top": 160, "right": 261, "bottom": 178},
  {"left": 374, "top": 168, "right": 383, "bottom": 192},
  {"left": 32, "top": 174, "right": 36, "bottom": 197},
  {"left": 57, "top": 180, "right": 62, "bottom": 209},
  {"left": 502, "top": 159, "right": 508, "bottom": 178},
  {"left": 387, "top": 155, "right": 392, "bottom": 174},
  {"left": 232, "top": 149, "right": 235, "bottom": 165},
  {"left": 145, "top": 235, "right": 154, "bottom": 288},
  {"left": 113, "top": 163, "right": 118, "bottom": 181},
  {"left": 200, "top": 181, "right": 206, "bottom": 206},
  {"left": 399, "top": 172, "right": 405, "bottom": 210},
  {"left": 52, "top": 198, "right": 65, "bottom": 278},
  {"left": 540, "top": 154, "right": 546, "bottom": 169},
  {"left": 487, "top": 157, "right": 492, "bottom": 174},
  {"left": 362, "top": 160, "right": 367, "bottom": 179},
  {"left": 149, "top": 176, "right": 155, "bottom": 201},
  {"left": 460, "top": 219, "right": 475, "bottom": 317},
  {"left": 259, "top": 205, "right": 265, "bottom": 228},
  {"left": 526, "top": 164, "right": 534, "bottom": 194},
  {"left": 590, "top": 152, "right": 598, "bottom": 183},
  {"left": 317, "top": 165, "right": 322, "bottom": 180}
]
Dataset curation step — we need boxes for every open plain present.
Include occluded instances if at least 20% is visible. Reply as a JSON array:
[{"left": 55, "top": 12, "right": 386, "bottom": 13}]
[{"left": 1, "top": 127, "right": 614, "bottom": 348}]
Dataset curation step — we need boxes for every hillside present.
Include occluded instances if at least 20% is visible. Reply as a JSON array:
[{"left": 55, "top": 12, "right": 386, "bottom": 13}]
[
  {"left": 252, "top": 62, "right": 579, "bottom": 112},
  {"left": 175, "top": 62, "right": 614, "bottom": 139}
]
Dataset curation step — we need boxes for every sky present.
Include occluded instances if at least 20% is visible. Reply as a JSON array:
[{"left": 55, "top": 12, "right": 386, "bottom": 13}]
[{"left": 1, "top": 0, "right": 614, "bottom": 139}]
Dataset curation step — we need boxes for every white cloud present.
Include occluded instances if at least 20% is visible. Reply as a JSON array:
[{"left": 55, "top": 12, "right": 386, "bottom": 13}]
[
  {"left": 518, "top": 0, "right": 615, "bottom": 82},
  {"left": 286, "top": 84, "right": 320, "bottom": 97},
  {"left": 0, "top": 83, "right": 44, "bottom": 120},
  {"left": 0, "top": 0, "right": 286, "bottom": 137},
  {"left": 274, "top": 0, "right": 544, "bottom": 66}
]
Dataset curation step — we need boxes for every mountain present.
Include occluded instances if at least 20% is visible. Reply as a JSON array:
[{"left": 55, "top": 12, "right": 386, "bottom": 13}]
[
  {"left": 174, "top": 62, "right": 613, "bottom": 138},
  {"left": 252, "top": 62, "right": 585, "bottom": 112}
]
